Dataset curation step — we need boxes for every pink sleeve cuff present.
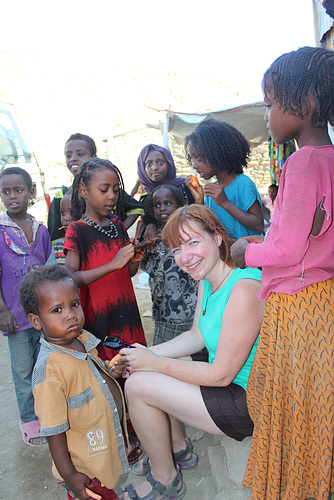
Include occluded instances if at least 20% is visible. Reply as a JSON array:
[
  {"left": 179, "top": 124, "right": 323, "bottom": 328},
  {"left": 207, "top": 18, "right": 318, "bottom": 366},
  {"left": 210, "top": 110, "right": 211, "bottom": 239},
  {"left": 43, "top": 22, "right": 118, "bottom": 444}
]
[{"left": 245, "top": 242, "right": 259, "bottom": 268}]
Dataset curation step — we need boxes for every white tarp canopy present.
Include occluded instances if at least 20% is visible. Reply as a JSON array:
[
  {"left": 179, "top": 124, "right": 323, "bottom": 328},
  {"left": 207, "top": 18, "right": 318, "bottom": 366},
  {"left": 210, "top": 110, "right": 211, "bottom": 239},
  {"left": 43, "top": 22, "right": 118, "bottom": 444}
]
[{"left": 148, "top": 102, "right": 269, "bottom": 148}]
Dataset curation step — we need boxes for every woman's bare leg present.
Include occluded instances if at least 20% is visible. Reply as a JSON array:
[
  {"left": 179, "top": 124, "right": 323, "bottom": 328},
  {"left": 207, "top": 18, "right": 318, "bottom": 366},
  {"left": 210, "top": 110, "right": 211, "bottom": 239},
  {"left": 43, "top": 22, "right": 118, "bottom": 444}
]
[
  {"left": 120, "top": 371, "right": 223, "bottom": 499},
  {"left": 169, "top": 416, "right": 188, "bottom": 453}
]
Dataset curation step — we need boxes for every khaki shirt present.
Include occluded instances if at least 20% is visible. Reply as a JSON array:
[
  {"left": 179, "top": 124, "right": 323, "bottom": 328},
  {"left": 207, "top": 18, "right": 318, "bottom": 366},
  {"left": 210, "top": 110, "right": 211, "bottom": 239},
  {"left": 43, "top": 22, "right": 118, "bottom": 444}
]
[{"left": 32, "top": 330, "right": 130, "bottom": 488}]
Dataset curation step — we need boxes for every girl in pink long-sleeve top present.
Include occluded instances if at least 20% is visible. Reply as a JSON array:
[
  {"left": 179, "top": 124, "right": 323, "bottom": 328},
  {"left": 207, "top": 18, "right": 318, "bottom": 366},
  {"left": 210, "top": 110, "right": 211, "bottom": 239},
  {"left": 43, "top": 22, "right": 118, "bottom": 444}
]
[{"left": 231, "top": 46, "right": 334, "bottom": 500}]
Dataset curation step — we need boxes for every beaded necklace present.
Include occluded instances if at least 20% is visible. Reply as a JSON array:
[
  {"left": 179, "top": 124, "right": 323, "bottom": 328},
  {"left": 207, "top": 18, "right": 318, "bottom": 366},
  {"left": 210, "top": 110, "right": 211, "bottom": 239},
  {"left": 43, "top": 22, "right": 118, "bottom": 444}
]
[{"left": 81, "top": 214, "right": 118, "bottom": 238}]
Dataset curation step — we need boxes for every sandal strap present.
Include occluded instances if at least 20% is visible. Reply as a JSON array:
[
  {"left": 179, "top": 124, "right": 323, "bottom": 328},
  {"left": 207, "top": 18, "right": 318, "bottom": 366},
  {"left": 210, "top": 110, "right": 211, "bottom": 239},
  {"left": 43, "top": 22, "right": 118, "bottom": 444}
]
[
  {"left": 172, "top": 437, "right": 193, "bottom": 463},
  {"left": 124, "top": 484, "right": 140, "bottom": 500},
  {"left": 142, "top": 456, "right": 151, "bottom": 475},
  {"left": 146, "top": 472, "right": 167, "bottom": 495},
  {"left": 131, "top": 455, "right": 151, "bottom": 476},
  {"left": 146, "top": 470, "right": 185, "bottom": 499},
  {"left": 124, "top": 470, "right": 185, "bottom": 500}
]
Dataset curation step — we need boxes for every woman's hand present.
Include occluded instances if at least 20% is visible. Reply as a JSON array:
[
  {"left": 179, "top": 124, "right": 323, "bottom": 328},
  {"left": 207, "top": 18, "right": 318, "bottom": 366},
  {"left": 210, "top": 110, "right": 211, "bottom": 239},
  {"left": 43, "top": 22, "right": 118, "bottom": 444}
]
[
  {"left": 185, "top": 175, "right": 204, "bottom": 204},
  {"left": 120, "top": 344, "right": 157, "bottom": 374},
  {"left": 230, "top": 239, "right": 250, "bottom": 268},
  {"left": 203, "top": 183, "right": 228, "bottom": 207}
]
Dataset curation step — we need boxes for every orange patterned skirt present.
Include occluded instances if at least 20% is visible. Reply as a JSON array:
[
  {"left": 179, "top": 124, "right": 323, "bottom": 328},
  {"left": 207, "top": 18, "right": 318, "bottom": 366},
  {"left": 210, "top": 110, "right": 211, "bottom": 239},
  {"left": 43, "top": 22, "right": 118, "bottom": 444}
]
[{"left": 243, "top": 279, "right": 334, "bottom": 500}]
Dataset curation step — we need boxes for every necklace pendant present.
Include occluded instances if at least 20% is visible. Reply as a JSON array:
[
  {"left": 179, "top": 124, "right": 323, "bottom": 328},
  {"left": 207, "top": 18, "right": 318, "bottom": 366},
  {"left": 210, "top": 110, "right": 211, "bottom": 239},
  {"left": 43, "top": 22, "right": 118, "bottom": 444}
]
[{"left": 202, "top": 309, "right": 206, "bottom": 316}]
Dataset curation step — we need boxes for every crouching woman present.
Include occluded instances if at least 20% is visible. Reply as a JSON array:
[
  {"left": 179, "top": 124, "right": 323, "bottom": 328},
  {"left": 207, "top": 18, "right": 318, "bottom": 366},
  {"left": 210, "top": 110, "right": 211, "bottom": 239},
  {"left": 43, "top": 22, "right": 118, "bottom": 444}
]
[{"left": 118, "top": 205, "right": 264, "bottom": 500}]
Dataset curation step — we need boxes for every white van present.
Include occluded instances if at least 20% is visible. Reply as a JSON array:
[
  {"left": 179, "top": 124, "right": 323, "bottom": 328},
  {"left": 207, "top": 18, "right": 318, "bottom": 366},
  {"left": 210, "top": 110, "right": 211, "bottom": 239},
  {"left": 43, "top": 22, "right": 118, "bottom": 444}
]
[{"left": 0, "top": 102, "right": 47, "bottom": 221}]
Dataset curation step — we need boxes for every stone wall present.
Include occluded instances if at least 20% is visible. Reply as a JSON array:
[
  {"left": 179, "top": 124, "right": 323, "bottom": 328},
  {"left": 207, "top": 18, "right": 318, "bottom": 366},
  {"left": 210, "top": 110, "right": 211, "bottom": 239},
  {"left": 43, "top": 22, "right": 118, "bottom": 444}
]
[
  {"left": 43, "top": 130, "right": 272, "bottom": 197},
  {"left": 106, "top": 131, "right": 272, "bottom": 195}
]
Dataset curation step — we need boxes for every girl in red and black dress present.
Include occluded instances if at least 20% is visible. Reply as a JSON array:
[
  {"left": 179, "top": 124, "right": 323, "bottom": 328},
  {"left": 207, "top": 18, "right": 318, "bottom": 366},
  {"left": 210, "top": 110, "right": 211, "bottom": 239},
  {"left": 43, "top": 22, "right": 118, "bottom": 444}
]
[
  {"left": 64, "top": 158, "right": 146, "bottom": 359},
  {"left": 64, "top": 158, "right": 146, "bottom": 465}
]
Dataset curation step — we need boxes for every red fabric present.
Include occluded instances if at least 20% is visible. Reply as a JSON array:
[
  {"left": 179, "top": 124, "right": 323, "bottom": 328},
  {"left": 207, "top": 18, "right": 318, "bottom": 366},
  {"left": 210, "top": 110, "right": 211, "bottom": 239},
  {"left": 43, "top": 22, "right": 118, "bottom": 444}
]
[
  {"left": 66, "top": 477, "right": 118, "bottom": 499},
  {"left": 64, "top": 218, "right": 146, "bottom": 354}
]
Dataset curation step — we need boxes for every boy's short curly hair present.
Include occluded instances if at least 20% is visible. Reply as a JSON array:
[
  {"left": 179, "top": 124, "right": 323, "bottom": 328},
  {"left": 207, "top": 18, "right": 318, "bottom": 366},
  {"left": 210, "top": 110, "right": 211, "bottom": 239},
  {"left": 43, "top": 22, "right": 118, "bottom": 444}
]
[
  {"left": 19, "top": 265, "right": 78, "bottom": 316},
  {"left": 184, "top": 120, "right": 250, "bottom": 175},
  {"left": 64, "top": 133, "right": 97, "bottom": 157},
  {"left": 0, "top": 166, "right": 33, "bottom": 191}
]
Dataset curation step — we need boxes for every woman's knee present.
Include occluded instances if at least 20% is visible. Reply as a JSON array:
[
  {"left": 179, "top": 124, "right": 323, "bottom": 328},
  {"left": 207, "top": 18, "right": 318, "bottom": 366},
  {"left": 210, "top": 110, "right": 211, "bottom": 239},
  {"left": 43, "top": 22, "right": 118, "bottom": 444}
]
[{"left": 124, "top": 372, "right": 154, "bottom": 401}]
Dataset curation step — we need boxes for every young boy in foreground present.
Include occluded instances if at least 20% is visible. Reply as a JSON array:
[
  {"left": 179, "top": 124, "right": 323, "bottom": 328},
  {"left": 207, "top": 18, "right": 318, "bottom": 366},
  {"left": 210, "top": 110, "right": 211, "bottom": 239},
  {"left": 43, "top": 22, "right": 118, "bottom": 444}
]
[{"left": 19, "top": 265, "right": 129, "bottom": 500}]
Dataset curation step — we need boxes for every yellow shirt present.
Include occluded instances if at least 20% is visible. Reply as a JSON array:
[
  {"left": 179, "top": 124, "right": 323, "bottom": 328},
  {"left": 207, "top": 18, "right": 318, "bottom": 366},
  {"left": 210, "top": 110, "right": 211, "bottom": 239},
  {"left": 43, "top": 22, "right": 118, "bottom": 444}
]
[{"left": 32, "top": 330, "right": 130, "bottom": 488}]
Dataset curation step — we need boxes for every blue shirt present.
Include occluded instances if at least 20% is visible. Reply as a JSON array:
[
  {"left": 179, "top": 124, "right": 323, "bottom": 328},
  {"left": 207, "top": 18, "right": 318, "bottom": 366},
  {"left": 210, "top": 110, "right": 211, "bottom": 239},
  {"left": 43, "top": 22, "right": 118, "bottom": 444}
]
[{"left": 205, "top": 174, "right": 262, "bottom": 239}]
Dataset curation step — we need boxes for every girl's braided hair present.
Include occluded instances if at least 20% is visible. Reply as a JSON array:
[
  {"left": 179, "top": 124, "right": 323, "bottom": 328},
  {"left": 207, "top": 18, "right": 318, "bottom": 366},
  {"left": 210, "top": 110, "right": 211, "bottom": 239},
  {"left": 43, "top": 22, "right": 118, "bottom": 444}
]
[
  {"left": 263, "top": 46, "right": 334, "bottom": 128},
  {"left": 71, "top": 158, "right": 125, "bottom": 221}
]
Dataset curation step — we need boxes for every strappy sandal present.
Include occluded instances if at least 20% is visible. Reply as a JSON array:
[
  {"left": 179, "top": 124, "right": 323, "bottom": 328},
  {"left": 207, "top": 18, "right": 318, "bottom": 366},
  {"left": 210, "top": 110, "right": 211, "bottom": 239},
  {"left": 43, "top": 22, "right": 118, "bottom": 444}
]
[
  {"left": 132, "top": 437, "right": 198, "bottom": 476},
  {"left": 18, "top": 420, "right": 47, "bottom": 447},
  {"left": 123, "top": 469, "right": 185, "bottom": 500},
  {"left": 173, "top": 437, "right": 198, "bottom": 470}
]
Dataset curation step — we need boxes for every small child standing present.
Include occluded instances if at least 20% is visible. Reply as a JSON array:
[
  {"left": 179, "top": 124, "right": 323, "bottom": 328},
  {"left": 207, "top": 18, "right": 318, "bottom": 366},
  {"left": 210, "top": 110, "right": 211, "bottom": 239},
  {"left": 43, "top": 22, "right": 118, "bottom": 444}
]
[
  {"left": 64, "top": 157, "right": 146, "bottom": 360},
  {"left": 140, "top": 185, "right": 198, "bottom": 345},
  {"left": 261, "top": 183, "right": 278, "bottom": 223},
  {"left": 19, "top": 265, "right": 129, "bottom": 500},
  {"left": 185, "top": 120, "right": 264, "bottom": 239},
  {"left": 0, "top": 166, "right": 52, "bottom": 446},
  {"left": 52, "top": 190, "right": 72, "bottom": 265}
]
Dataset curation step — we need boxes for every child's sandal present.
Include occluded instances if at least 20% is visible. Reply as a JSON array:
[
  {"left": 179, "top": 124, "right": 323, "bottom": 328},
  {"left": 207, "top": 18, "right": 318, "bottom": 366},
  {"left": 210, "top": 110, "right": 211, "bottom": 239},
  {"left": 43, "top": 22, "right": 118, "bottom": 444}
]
[
  {"left": 18, "top": 420, "right": 47, "bottom": 447},
  {"left": 127, "top": 442, "right": 144, "bottom": 465},
  {"left": 123, "top": 469, "right": 185, "bottom": 500}
]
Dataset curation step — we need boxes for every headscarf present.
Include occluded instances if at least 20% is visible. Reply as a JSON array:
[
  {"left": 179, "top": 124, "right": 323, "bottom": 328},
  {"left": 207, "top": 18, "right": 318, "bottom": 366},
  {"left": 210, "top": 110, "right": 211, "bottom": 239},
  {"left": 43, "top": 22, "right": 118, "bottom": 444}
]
[{"left": 137, "top": 144, "right": 185, "bottom": 194}]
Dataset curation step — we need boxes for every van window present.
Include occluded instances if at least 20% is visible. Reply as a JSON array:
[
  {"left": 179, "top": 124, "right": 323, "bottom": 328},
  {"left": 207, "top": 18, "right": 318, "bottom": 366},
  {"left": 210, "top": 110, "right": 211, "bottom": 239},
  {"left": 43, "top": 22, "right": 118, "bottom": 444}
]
[{"left": 0, "top": 109, "right": 31, "bottom": 169}]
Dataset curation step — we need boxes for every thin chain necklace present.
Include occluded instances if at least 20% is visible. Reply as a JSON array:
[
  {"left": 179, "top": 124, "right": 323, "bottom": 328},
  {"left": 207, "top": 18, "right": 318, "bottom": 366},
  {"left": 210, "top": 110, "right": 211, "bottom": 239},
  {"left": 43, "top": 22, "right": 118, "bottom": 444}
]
[
  {"left": 81, "top": 214, "right": 118, "bottom": 238},
  {"left": 202, "top": 268, "right": 233, "bottom": 316}
]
